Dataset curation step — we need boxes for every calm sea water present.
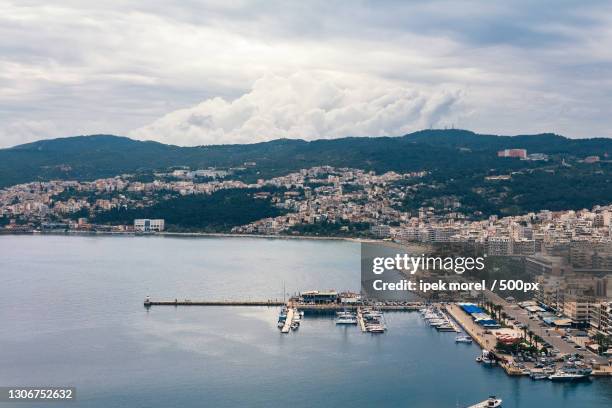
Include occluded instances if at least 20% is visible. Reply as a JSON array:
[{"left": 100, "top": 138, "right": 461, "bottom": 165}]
[{"left": 1, "top": 235, "right": 611, "bottom": 407}]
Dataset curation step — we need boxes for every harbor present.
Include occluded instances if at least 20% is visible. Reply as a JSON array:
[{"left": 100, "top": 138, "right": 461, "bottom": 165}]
[{"left": 144, "top": 289, "right": 612, "bottom": 379}]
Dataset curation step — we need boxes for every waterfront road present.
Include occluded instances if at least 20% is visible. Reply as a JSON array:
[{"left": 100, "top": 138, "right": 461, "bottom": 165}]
[{"left": 483, "top": 291, "right": 610, "bottom": 366}]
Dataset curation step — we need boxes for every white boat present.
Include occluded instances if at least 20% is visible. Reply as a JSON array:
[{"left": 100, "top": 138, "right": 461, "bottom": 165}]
[
  {"left": 367, "top": 324, "right": 386, "bottom": 333},
  {"left": 336, "top": 315, "right": 358, "bottom": 324},
  {"left": 455, "top": 335, "right": 473, "bottom": 343},
  {"left": 548, "top": 366, "right": 591, "bottom": 381},
  {"left": 548, "top": 371, "right": 588, "bottom": 381},
  {"left": 466, "top": 396, "right": 502, "bottom": 407},
  {"left": 479, "top": 350, "right": 495, "bottom": 364},
  {"left": 529, "top": 371, "right": 548, "bottom": 380}
]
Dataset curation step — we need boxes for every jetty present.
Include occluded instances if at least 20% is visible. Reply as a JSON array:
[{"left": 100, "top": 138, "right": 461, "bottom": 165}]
[
  {"left": 144, "top": 297, "right": 422, "bottom": 311},
  {"left": 144, "top": 299, "right": 284, "bottom": 307},
  {"left": 281, "top": 308, "right": 296, "bottom": 333},
  {"left": 357, "top": 307, "right": 367, "bottom": 332}
]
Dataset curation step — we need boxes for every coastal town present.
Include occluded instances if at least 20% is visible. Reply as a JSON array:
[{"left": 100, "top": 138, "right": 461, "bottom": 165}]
[{"left": 1, "top": 162, "right": 611, "bottom": 372}]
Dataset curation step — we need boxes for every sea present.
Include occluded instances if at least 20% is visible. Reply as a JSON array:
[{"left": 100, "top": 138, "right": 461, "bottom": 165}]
[{"left": 1, "top": 235, "right": 611, "bottom": 407}]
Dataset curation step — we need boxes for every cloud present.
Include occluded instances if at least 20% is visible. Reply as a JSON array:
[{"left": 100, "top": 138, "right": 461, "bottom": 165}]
[
  {"left": 129, "top": 71, "right": 463, "bottom": 145},
  {"left": 1, "top": 1, "right": 612, "bottom": 147}
]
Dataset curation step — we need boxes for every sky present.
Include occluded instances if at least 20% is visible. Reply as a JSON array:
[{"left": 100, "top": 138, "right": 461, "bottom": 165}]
[{"left": 1, "top": 0, "right": 612, "bottom": 148}]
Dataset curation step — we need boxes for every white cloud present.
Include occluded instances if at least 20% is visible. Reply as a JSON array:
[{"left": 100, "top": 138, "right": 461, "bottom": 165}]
[
  {"left": 129, "top": 71, "right": 464, "bottom": 145},
  {"left": 1, "top": 1, "right": 612, "bottom": 147}
]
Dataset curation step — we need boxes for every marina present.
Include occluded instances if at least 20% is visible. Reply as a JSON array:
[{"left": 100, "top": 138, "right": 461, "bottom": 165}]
[{"left": 4, "top": 235, "right": 612, "bottom": 407}]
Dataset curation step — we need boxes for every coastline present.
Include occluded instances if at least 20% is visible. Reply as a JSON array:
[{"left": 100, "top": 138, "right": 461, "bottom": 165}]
[{"left": 0, "top": 229, "right": 377, "bottom": 243}]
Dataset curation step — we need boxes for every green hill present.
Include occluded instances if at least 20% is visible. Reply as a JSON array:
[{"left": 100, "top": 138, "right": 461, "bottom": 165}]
[{"left": 2, "top": 129, "right": 610, "bottom": 188}]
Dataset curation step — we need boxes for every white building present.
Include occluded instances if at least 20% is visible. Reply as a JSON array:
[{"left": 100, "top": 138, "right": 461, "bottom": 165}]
[{"left": 134, "top": 219, "right": 165, "bottom": 232}]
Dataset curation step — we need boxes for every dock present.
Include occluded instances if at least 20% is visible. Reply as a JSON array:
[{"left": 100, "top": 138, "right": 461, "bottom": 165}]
[
  {"left": 144, "top": 298, "right": 422, "bottom": 311},
  {"left": 357, "top": 307, "right": 367, "bottom": 332},
  {"left": 281, "top": 308, "right": 295, "bottom": 333},
  {"left": 144, "top": 299, "right": 284, "bottom": 307}
]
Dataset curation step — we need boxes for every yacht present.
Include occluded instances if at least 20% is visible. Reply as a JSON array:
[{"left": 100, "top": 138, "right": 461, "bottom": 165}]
[
  {"left": 548, "top": 366, "right": 591, "bottom": 381},
  {"left": 478, "top": 350, "right": 495, "bottom": 364},
  {"left": 466, "top": 396, "right": 502, "bottom": 407},
  {"left": 455, "top": 335, "right": 473, "bottom": 343},
  {"left": 366, "top": 324, "right": 386, "bottom": 333},
  {"left": 529, "top": 371, "right": 548, "bottom": 380},
  {"left": 336, "top": 315, "right": 358, "bottom": 325}
]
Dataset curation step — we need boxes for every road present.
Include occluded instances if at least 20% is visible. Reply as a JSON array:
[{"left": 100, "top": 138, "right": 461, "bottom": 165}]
[{"left": 484, "top": 291, "right": 609, "bottom": 365}]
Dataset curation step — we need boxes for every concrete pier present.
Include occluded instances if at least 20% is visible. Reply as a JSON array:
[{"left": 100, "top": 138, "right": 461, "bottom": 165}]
[
  {"left": 357, "top": 308, "right": 367, "bottom": 332},
  {"left": 281, "top": 308, "right": 295, "bottom": 334},
  {"left": 144, "top": 299, "right": 284, "bottom": 307}
]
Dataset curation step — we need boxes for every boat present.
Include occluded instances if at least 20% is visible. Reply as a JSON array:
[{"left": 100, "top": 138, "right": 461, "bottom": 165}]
[
  {"left": 290, "top": 321, "right": 299, "bottom": 331},
  {"left": 455, "top": 335, "right": 473, "bottom": 343},
  {"left": 277, "top": 321, "right": 284, "bottom": 328},
  {"left": 548, "top": 371, "right": 588, "bottom": 381},
  {"left": 479, "top": 350, "right": 495, "bottom": 364},
  {"left": 367, "top": 324, "right": 386, "bottom": 333},
  {"left": 466, "top": 396, "right": 502, "bottom": 407},
  {"left": 336, "top": 313, "right": 358, "bottom": 324},
  {"left": 529, "top": 371, "right": 548, "bottom": 380},
  {"left": 548, "top": 366, "right": 591, "bottom": 381}
]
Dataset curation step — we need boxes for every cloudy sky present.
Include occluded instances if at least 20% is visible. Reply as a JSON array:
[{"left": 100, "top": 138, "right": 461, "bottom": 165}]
[{"left": 1, "top": 0, "right": 612, "bottom": 147}]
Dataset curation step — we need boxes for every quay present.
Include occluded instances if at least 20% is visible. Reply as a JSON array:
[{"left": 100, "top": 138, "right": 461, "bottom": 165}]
[
  {"left": 288, "top": 303, "right": 422, "bottom": 312},
  {"left": 144, "top": 297, "right": 422, "bottom": 311},
  {"left": 144, "top": 299, "right": 284, "bottom": 307},
  {"left": 445, "top": 304, "right": 525, "bottom": 376}
]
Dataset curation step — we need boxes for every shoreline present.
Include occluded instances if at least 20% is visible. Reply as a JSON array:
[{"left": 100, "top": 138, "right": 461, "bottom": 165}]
[{"left": 0, "top": 229, "right": 378, "bottom": 243}]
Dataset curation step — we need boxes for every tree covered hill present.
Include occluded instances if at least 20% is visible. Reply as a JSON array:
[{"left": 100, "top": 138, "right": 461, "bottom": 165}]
[{"left": 1, "top": 129, "right": 611, "bottom": 188}]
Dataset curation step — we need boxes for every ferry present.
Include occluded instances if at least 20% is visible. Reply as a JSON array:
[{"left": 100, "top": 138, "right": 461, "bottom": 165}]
[{"left": 466, "top": 396, "right": 502, "bottom": 407}]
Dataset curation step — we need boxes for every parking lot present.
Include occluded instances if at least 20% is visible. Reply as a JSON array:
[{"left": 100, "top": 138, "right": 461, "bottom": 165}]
[{"left": 484, "top": 291, "right": 609, "bottom": 366}]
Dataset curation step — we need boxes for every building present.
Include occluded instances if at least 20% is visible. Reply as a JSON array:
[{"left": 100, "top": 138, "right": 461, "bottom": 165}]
[
  {"left": 134, "top": 219, "right": 165, "bottom": 232},
  {"left": 513, "top": 238, "right": 535, "bottom": 255},
  {"left": 525, "top": 255, "right": 571, "bottom": 276},
  {"left": 300, "top": 290, "right": 339, "bottom": 304},
  {"left": 563, "top": 294, "right": 591, "bottom": 327},
  {"left": 497, "top": 149, "right": 527, "bottom": 159},
  {"left": 487, "top": 236, "right": 512, "bottom": 256},
  {"left": 590, "top": 302, "right": 612, "bottom": 338}
]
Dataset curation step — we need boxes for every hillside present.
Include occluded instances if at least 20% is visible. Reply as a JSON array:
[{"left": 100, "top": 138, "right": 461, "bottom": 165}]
[{"left": 1, "top": 129, "right": 611, "bottom": 188}]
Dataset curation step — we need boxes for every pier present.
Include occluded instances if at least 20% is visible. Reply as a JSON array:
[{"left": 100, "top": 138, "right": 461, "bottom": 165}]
[
  {"left": 357, "top": 308, "right": 367, "bottom": 332},
  {"left": 281, "top": 308, "right": 295, "bottom": 333},
  {"left": 144, "top": 297, "right": 422, "bottom": 311},
  {"left": 144, "top": 299, "right": 284, "bottom": 307}
]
